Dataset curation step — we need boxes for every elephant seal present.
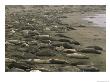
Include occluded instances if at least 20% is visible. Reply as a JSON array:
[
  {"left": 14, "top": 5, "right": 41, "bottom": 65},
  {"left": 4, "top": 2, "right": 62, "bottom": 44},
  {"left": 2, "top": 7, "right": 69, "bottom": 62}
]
[
  {"left": 52, "top": 41, "right": 76, "bottom": 49},
  {"left": 34, "top": 35, "right": 57, "bottom": 41},
  {"left": 77, "top": 65, "right": 99, "bottom": 72},
  {"left": 5, "top": 58, "right": 16, "bottom": 63},
  {"left": 8, "top": 62, "right": 31, "bottom": 70},
  {"left": 55, "top": 46, "right": 64, "bottom": 51},
  {"left": 66, "top": 53, "right": 89, "bottom": 59},
  {"left": 29, "top": 30, "right": 40, "bottom": 36},
  {"left": 70, "top": 61, "right": 92, "bottom": 66},
  {"left": 63, "top": 49, "right": 76, "bottom": 53},
  {"left": 40, "top": 40, "right": 51, "bottom": 44},
  {"left": 51, "top": 41, "right": 64, "bottom": 47},
  {"left": 58, "top": 38, "right": 72, "bottom": 43},
  {"left": 67, "top": 26, "right": 76, "bottom": 30},
  {"left": 28, "top": 40, "right": 38, "bottom": 45},
  {"left": 49, "top": 59, "right": 68, "bottom": 64},
  {"left": 9, "top": 67, "right": 25, "bottom": 72},
  {"left": 5, "top": 41, "right": 12, "bottom": 45},
  {"left": 22, "top": 30, "right": 39, "bottom": 37},
  {"left": 5, "top": 66, "right": 10, "bottom": 72},
  {"left": 22, "top": 30, "right": 29, "bottom": 37},
  {"left": 8, "top": 40, "right": 23, "bottom": 45},
  {"left": 58, "top": 38, "right": 80, "bottom": 45},
  {"left": 36, "top": 49, "right": 60, "bottom": 56},
  {"left": 21, "top": 59, "right": 50, "bottom": 64},
  {"left": 31, "top": 68, "right": 50, "bottom": 72},
  {"left": 78, "top": 48, "right": 101, "bottom": 54},
  {"left": 86, "top": 46, "right": 103, "bottom": 50},
  {"left": 63, "top": 43, "right": 75, "bottom": 49},
  {"left": 37, "top": 43, "right": 51, "bottom": 49},
  {"left": 55, "top": 33, "right": 72, "bottom": 39},
  {"left": 31, "top": 59, "right": 50, "bottom": 64},
  {"left": 57, "top": 66, "right": 81, "bottom": 72},
  {"left": 30, "top": 70, "right": 41, "bottom": 72}
]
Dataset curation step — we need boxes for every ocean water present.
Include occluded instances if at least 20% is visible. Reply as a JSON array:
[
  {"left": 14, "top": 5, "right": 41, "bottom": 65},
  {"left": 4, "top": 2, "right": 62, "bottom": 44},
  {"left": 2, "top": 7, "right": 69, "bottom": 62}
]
[{"left": 84, "top": 14, "right": 106, "bottom": 28}]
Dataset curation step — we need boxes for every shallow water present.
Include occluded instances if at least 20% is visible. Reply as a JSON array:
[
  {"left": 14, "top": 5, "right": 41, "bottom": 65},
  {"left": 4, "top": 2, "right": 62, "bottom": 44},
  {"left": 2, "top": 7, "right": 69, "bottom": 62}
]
[{"left": 83, "top": 14, "right": 106, "bottom": 28}]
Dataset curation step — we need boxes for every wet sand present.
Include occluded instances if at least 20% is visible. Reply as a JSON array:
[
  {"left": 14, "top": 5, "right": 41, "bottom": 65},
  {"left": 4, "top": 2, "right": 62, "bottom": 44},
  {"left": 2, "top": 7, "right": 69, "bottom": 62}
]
[
  {"left": 61, "top": 11, "right": 106, "bottom": 71},
  {"left": 83, "top": 14, "right": 106, "bottom": 28}
]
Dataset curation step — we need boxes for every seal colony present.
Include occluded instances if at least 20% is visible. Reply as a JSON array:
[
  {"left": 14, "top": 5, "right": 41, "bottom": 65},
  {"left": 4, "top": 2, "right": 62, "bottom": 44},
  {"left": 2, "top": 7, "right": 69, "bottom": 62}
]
[{"left": 5, "top": 5, "right": 106, "bottom": 72}]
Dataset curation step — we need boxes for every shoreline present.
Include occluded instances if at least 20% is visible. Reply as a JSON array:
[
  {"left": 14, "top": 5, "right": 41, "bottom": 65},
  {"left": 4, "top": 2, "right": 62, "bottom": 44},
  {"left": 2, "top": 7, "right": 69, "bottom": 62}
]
[
  {"left": 62, "top": 11, "right": 106, "bottom": 71},
  {"left": 5, "top": 6, "right": 106, "bottom": 72}
]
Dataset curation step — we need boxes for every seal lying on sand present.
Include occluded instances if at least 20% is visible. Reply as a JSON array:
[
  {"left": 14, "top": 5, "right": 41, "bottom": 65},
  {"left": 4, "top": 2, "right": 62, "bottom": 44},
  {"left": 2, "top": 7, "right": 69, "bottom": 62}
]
[
  {"left": 30, "top": 70, "right": 41, "bottom": 72},
  {"left": 21, "top": 59, "right": 68, "bottom": 64},
  {"left": 22, "top": 59, "right": 50, "bottom": 64},
  {"left": 55, "top": 46, "right": 64, "bottom": 51},
  {"left": 40, "top": 40, "right": 52, "bottom": 44},
  {"left": 66, "top": 53, "right": 89, "bottom": 59},
  {"left": 7, "top": 62, "right": 31, "bottom": 71},
  {"left": 70, "top": 60, "right": 92, "bottom": 66},
  {"left": 55, "top": 33, "right": 72, "bottom": 39},
  {"left": 9, "top": 67, "right": 25, "bottom": 72},
  {"left": 8, "top": 40, "right": 25, "bottom": 45},
  {"left": 51, "top": 42, "right": 76, "bottom": 49},
  {"left": 57, "top": 66, "right": 81, "bottom": 72},
  {"left": 35, "top": 35, "right": 50, "bottom": 40},
  {"left": 5, "top": 58, "right": 16, "bottom": 63},
  {"left": 36, "top": 49, "right": 60, "bottom": 56},
  {"left": 5, "top": 66, "right": 10, "bottom": 72},
  {"left": 34, "top": 35, "right": 56, "bottom": 41},
  {"left": 58, "top": 38, "right": 80, "bottom": 45},
  {"left": 51, "top": 41, "right": 64, "bottom": 47},
  {"left": 49, "top": 59, "right": 68, "bottom": 64},
  {"left": 63, "top": 49, "right": 76, "bottom": 53},
  {"left": 78, "top": 48, "right": 101, "bottom": 54},
  {"left": 86, "top": 46, "right": 103, "bottom": 50},
  {"left": 28, "top": 41, "right": 38, "bottom": 45},
  {"left": 22, "top": 30, "right": 39, "bottom": 37},
  {"left": 37, "top": 43, "right": 52, "bottom": 49},
  {"left": 30, "top": 68, "right": 50, "bottom": 72},
  {"left": 67, "top": 26, "right": 76, "bottom": 30},
  {"left": 76, "top": 65, "right": 99, "bottom": 72},
  {"left": 63, "top": 43, "right": 76, "bottom": 49}
]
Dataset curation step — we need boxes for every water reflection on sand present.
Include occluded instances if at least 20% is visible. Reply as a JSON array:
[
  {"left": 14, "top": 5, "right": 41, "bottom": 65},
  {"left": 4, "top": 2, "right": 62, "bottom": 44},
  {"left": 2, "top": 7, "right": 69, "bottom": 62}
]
[{"left": 84, "top": 14, "right": 106, "bottom": 28}]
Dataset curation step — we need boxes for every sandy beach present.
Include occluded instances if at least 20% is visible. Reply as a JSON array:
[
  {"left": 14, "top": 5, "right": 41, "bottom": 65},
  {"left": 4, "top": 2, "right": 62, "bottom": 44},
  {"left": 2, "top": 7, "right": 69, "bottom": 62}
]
[
  {"left": 62, "top": 11, "right": 106, "bottom": 71},
  {"left": 5, "top": 5, "right": 106, "bottom": 72}
]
